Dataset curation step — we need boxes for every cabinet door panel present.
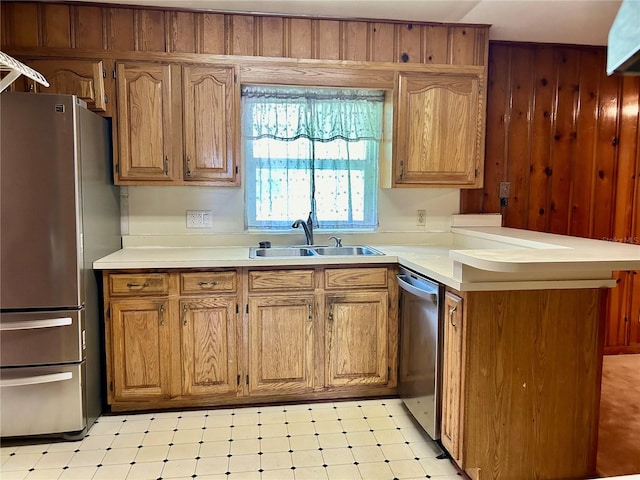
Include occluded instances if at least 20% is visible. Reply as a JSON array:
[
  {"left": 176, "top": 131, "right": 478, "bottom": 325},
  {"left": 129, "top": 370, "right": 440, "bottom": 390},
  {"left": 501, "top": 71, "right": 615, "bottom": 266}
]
[
  {"left": 26, "top": 59, "right": 106, "bottom": 112},
  {"left": 441, "top": 292, "right": 464, "bottom": 463},
  {"left": 180, "top": 298, "right": 237, "bottom": 396},
  {"left": 110, "top": 299, "right": 169, "bottom": 402},
  {"left": 248, "top": 295, "right": 314, "bottom": 395},
  {"left": 326, "top": 291, "right": 388, "bottom": 386},
  {"left": 117, "top": 62, "right": 173, "bottom": 181},
  {"left": 395, "top": 72, "right": 484, "bottom": 187},
  {"left": 629, "top": 271, "right": 640, "bottom": 346},
  {"left": 183, "top": 66, "right": 237, "bottom": 183}
]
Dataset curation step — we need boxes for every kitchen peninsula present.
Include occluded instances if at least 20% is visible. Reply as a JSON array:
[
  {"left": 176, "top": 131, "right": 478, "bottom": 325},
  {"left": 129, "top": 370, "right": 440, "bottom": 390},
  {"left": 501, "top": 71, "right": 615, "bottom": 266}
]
[{"left": 95, "top": 222, "right": 640, "bottom": 480}]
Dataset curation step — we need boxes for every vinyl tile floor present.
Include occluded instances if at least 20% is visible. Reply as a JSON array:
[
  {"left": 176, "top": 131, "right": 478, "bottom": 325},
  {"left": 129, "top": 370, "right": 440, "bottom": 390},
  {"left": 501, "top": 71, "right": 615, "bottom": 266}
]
[{"left": 0, "top": 398, "right": 461, "bottom": 480}]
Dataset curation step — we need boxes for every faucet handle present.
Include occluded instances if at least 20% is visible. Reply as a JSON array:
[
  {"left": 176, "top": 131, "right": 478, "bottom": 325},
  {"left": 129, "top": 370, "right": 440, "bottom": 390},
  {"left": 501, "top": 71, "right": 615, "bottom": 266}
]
[{"left": 328, "top": 236, "right": 342, "bottom": 247}]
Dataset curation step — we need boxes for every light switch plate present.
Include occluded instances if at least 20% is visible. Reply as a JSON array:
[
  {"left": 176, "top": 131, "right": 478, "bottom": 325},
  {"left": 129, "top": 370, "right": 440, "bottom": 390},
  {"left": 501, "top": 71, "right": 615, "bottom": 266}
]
[{"left": 186, "top": 210, "right": 212, "bottom": 228}]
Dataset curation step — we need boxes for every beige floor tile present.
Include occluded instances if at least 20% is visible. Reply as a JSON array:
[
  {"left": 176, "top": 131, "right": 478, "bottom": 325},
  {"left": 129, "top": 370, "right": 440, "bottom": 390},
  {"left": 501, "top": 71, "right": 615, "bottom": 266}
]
[
  {"left": 79, "top": 435, "right": 114, "bottom": 450},
  {"left": 141, "top": 431, "right": 174, "bottom": 446},
  {"left": 418, "top": 457, "right": 459, "bottom": 475},
  {"left": 228, "top": 453, "right": 261, "bottom": 472},
  {"left": 230, "top": 425, "right": 260, "bottom": 440},
  {"left": 387, "top": 459, "right": 426, "bottom": 478},
  {"left": 1, "top": 472, "right": 30, "bottom": 480},
  {"left": 135, "top": 444, "right": 170, "bottom": 463},
  {"left": 24, "top": 468, "right": 64, "bottom": 480},
  {"left": 260, "top": 451, "right": 293, "bottom": 470},
  {"left": 126, "top": 460, "right": 165, "bottom": 479},
  {"left": 325, "top": 463, "right": 362, "bottom": 479},
  {"left": 176, "top": 416, "right": 206, "bottom": 429},
  {"left": 288, "top": 434, "right": 319, "bottom": 451},
  {"left": 259, "top": 412, "right": 287, "bottom": 424},
  {"left": 198, "top": 440, "right": 230, "bottom": 458},
  {"left": 146, "top": 418, "right": 178, "bottom": 432},
  {"left": 118, "top": 420, "right": 151, "bottom": 434},
  {"left": 390, "top": 416, "right": 417, "bottom": 429},
  {"left": 321, "top": 447, "right": 355, "bottom": 465},
  {"left": 259, "top": 423, "right": 288, "bottom": 438},
  {"left": 292, "top": 465, "right": 329, "bottom": 480},
  {"left": 286, "top": 410, "right": 313, "bottom": 423},
  {"left": 202, "top": 427, "right": 232, "bottom": 442},
  {"left": 231, "top": 413, "right": 260, "bottom": 426},
  {"left": 110, "top": 432, "right": 145, "bottom": 449},
  {"left": 340, "top": 418, "right": 370, "bottom": 432},
  {"left": 167, "top": 443, "right": 200, "bottom": 460},
  {"left": 407, "top": 440, "right": 442, "bottom": 459},
  {"left": 46, "top": 441, "right": 83, "bottom": 453},
  {"left": 334, "top": 407, "right": 363, "bottom": 420},
  {"left": 194, "top": 456, "right": 229, "bottom": 475},
  {"left": 313, "top": 420, "right": 343, "bottom": 434},
  {"left": 350, "top": 445, "right": 386, "bottom": 463},
  {"left": 283, "top": 404, "right": 312, "bottom": 412},
  {"left": 12, "top": 445, "right": 48, "bottom": 455},
  {"left": 229, "top": 438, "right": 260, "bottom": 455},
  {"left": 58, "top": 465, "right": 98, "bottom": 480},
  {"left": 96, "top": 414, "right": 128, "bottom": 423},
  {"left": 291, "top": 449, "right": 324, "bottom": 467},
  {"left": 317, "top": 433, "right": 349, "bottom": 449},
  {"left": 261, "top": 467, "right": 295, "bottom": 480},
  {"left": 205, "top": 415, "right": 234, "bottom": 428},
  {"left": 172, "top": 428, "right": 203, "bottom": 445},
  {"left": 373, "top": 429, "right": 406, "bottom": 445},
  {"left": 161, "top": 458, "right": 198, "bottom": 478},
  {"left": 88, "top": 422, "right": 121, "bottom": 436},
  {"left": 287, "top": 422, "right": 316, "bottom": 436},
  {"left": 310, "top": 409, "right": 339, "bottom": 421},
  {"left": 33, "top": 451, "right": 74, "bottom": 469},
  {"left": 380, "top": 443, "right": 416, "bottom": 461},
  {"left": 357, "top": 461, "right": 395, "bottom": 480},
  {"left": 399, "top": 426, "right": 431, "bottom": 443},
  {"left": 361, "top": 405, "right": 389, "bottom": 418},
  {"left": 67, "top": 449, "right": 106, "bottom": 467},
  {"left": 91, "top": 464, "right": 131, "bottom": 480},
  {"left": 345, "top": 431, "right": 378, "bottom": 447},
  {"left": 260, "top": 437, "right": 290, "bottom": 454},
  {"left": 100, "top": 447, "right": 138, "bottom": 465},
  {"left": 366, "top": 416, "right": 396, "bottom": 431}
]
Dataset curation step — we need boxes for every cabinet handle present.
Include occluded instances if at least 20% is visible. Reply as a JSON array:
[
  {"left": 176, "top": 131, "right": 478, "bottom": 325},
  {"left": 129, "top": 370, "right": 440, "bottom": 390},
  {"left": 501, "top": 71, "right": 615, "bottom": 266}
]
[
  {"left": 183, "top": 304, "right": 188, "bottom": 326},
  {"left": 449, "top": 305, "right": 458, "bottom": 328},
  {"left": 164, "top": 156, "right": 169, "bottom": 175},
  {"left": 308, "top": 303, "right": 313, "bottom": 322},
  {"left": 198, "top": 281, "right": 218, "bottom": 288},
  {"left": 159, "top": 304, "right": 165, "bottom": 326},
  {"left": 126, "top": 282, "right": 149, "bottom": 289},
  {"left": 399, "top": 161, "right": 404, "bottom": 180},
  {"left": 328, "top": 303, "right": 334, "bottom": 322},
  {"left": 186, "top": 156, "right": 191, "bottom": 177}
]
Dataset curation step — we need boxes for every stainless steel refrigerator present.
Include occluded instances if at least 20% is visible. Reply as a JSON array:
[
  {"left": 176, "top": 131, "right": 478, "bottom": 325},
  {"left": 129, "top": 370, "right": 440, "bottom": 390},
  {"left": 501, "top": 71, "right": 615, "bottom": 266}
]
[{"left": 0, "top": 92, "right": 120, "bottom": 438}]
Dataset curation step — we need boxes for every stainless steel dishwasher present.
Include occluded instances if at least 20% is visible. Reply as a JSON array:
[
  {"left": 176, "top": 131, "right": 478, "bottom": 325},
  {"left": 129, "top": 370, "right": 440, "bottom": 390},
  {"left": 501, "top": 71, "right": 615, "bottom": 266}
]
[{"left": 397, "top": 266, "right": 442, "bottom": 440}]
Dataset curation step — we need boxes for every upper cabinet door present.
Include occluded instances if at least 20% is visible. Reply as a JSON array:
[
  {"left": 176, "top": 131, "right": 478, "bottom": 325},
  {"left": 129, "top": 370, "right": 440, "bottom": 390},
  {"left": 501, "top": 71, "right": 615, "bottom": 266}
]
[
  {"left": 182, "top": 66, "right": 238, "bottom": 184},
  {"left": 116, "top": 62, "right": 174, "bottom": 182},
  {"left": 394, "top": 71, "right": 485, "bottom": 188},
  {"left": 25, "top": 59, "right": 107, "bottom": 112}
]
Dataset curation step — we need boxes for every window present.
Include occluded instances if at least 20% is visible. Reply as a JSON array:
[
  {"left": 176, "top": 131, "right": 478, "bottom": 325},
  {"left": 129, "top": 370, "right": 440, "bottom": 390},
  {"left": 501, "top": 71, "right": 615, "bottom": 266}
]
[{"left": 241, "top": 85, "right": 384, "bottom": 230}]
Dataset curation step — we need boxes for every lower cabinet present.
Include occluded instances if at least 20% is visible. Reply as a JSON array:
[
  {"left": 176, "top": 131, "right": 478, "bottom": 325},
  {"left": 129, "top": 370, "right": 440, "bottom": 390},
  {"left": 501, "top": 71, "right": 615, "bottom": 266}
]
[{"left": 104, "top": 265, "right": 397, "bottom": 411}]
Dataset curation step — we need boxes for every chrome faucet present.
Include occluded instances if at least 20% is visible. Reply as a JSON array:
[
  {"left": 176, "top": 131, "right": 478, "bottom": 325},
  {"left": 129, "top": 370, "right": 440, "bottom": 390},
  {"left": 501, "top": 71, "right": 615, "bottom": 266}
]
[{"left": 292, "top": 212, "right": 314, "bottom": 245}]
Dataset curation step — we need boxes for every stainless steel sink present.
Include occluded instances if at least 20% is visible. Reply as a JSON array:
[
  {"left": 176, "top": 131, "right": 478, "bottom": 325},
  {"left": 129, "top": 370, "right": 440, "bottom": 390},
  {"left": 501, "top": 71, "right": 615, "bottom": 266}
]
[
  {"left": 313, "top": 246, "right": 383, "bottom": 256},
  {"left": 249, "top": 245, "right": 383, "bottom": 258}
]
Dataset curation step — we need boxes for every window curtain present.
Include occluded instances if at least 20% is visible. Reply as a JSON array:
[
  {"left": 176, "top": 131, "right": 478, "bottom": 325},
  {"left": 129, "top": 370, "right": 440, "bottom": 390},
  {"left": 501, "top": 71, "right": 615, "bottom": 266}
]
[{"left": 242, "top": 85, "right": 384, "bottom": 230}]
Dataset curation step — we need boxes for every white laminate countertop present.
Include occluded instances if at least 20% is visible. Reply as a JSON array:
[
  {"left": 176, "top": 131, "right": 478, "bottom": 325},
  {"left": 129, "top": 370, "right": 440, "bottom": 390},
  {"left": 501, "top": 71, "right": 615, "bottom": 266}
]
[{"left": 93, "top": 227, "right": 640, "bottom": 292}]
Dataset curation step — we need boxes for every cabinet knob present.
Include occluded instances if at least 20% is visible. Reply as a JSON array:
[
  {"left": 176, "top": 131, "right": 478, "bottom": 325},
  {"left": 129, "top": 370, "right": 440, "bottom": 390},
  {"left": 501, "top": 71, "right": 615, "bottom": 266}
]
[
  {"left": 126, "top": 282, "right": 149, "bottom": 289},
  {"left": 449, "top": 305, "right": 458, "bottom": 327},
  {"left": 198, "top": 281, "right": 218, "bottom": 288}
]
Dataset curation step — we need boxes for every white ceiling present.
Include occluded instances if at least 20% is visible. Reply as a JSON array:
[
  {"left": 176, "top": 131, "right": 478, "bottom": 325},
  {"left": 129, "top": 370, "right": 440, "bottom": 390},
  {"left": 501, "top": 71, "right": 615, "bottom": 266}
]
[{"left": 71, "top": 0, "right": 622, "bottom": 46}]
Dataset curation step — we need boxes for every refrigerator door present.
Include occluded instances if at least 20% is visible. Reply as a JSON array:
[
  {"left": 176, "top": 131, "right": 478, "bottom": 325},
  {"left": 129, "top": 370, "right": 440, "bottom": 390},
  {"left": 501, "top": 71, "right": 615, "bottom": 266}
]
[
  {"left": 0, "top": 310, "right": 84, "bottom": 366},
  {"left": 0, "top": 363, "right": 86, "bottom": 437},
  {"left": 0, "top": 93, "right": 82, "bottom": 310}
]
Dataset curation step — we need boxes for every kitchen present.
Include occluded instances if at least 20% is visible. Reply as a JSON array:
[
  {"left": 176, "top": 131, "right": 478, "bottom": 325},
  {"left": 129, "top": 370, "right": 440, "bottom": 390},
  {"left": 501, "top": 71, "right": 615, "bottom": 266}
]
[{"left": 1, "top": 1, "right": 640, "bottom": 479}]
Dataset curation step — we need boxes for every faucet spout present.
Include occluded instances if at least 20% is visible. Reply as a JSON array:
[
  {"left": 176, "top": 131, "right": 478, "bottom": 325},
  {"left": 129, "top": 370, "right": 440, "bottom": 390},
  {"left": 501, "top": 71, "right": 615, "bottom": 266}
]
[{"left": 292, "top": 212, "right": 314, "bottom": 245}]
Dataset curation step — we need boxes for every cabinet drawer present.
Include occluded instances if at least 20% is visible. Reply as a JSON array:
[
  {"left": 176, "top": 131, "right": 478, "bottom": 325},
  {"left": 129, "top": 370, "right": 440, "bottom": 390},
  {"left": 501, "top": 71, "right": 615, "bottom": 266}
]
[
  {"left": 248, "top": 270, "right": 315, "bottom": 292},
  {"left": 180, "top": 271, "right": 236, "bottom": 294},
  {"left": 325, "top": 268, "right": 388, "bottom": 289},
  {"left": 109, "top": 273, "right": 169, "bottom": 296}
]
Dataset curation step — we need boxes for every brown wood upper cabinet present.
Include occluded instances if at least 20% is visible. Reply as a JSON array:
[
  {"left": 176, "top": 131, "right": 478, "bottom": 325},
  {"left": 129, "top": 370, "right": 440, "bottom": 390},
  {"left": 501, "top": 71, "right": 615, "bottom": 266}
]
[
  {"left": 394, "top": 70, "right": 485, "bottom": 188},
  {"left": 115, "top": 62, "right": 238, "bottom": 186},
  {"left": 22, "top": 59, "right": 108, "bottom": 113}
]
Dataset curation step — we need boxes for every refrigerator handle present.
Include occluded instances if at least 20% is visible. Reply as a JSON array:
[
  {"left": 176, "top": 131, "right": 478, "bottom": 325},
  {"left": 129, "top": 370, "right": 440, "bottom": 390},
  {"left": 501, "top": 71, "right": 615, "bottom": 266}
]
[
  {"left": 0, "top": 372, "right": 73, "bottom": 388},
  {"left": 0, "top": 317, "right": 73, "bottom": 331}
]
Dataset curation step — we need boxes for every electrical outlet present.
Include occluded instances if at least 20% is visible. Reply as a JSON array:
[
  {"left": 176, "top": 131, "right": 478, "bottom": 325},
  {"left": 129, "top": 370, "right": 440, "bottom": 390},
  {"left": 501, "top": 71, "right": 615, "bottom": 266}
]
[
  {"left": 416, "top": 209, "right": 426, "bottom": 226},
  {"left": 186, "top": 210, "right": 212, "bottom": 228}
]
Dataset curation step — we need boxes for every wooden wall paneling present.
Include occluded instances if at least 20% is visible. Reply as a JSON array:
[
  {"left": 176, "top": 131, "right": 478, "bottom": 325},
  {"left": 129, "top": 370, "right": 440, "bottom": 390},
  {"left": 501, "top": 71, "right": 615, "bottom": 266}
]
[
  {"left": 200, "top": 13, "right": 225, "bottom": 54},
  {"left": 449, "top": 26, "right": 476, "bottom": 66},
  {"left": 228, "top": 15, "right": 255, "bottom": 56},
  {"left": 74, "top": 6, "right": 105, "bottom": 51},
  {"left": 43, "top": 3, "right": 71, "bottom": 48},
  {"left": 287, "top": 18, "right": 313, "bottom": 59},
  {"left": 547, "top": 48, "right": 580, "bottom": 235},
  {"left": 258, "top": 17, "right": 285, "bottom": 58},
  {"left": 137, "top": 9, "right": 166, "bottom": 52},
  {"left": 314, "top": 19, "right": 341, "bottom": 60},
  {"left": 369, "top": 22, "right": 395, "bottom": 63},
  {"left": 423, "top": 25, "right": 449, "bottom": 64},
  {"left": 503, "top": 46, "right": 535, "bottom": 229},
  {"left": 569, "top": 49, "right": 601, "bottom": 237},
  {"left": 108, "top": 8, "right": 136, "bottom": 52},
  {"left": 481, "top": 44, "right": 511, "bottom": 213},
  {"left": 591, "top": 68, "right": 620, "bottom": 240},
  {"left": 396, "top": 23, "right": 421, "bottom": 64},
  {"left": 1, "top": 2, "right": 40, "bottom": 48},
  {"left": 526, "top": 47, "right": 556, "bottom": 232},
  {"left": 342, "top": 21, "right": 368, "bottom": 62},
  {"left": 611, "top": 76, "right": 640, "bottom": 242},
  {"left": 169, "top": 11, "right": 196, "bottom": 53}
]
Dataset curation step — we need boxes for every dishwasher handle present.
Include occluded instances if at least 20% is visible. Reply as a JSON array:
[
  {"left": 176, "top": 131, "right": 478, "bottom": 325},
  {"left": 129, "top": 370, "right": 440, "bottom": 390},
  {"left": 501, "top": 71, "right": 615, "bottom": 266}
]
[{"left": 396, "top": 274, "right": 438, "bottom": 303}]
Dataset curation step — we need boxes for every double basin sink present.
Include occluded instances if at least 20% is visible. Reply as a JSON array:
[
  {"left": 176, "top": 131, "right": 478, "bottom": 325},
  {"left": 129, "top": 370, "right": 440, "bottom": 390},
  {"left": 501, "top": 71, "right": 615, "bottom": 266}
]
[{"left": 249, "top": 245, "right": 383, "bottom": 258}]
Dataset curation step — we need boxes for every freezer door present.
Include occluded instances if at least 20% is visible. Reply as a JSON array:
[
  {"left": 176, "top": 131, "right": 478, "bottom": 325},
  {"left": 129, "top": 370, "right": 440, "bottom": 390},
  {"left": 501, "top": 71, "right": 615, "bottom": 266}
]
[
  {"left": 0, "top": 93, "right": 82, "bottom": 310},
  {"left": 0, "top": 363, "right": 86, "bottom": 437},
  {"left": 0, "top": 310, "right": 83, "bottom": 366}
]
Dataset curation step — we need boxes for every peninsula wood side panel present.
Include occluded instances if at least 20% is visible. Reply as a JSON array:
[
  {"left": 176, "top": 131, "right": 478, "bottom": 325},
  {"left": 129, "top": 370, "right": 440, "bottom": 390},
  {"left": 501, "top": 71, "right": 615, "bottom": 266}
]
[
  {"left": 1, "top": 2, "right": 487, "bottom": 66},
  {"left": 460, "top": 42, "right": 640, "bottom": 354}
]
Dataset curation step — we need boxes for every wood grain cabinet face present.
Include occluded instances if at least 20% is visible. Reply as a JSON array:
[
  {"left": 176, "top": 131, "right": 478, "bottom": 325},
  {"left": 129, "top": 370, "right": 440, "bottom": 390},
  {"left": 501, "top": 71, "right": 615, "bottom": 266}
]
[
  {"left": 110, "top": 299, "right": 170, "bottom": 402},
  {"left": 182, "top": 66, "right": 237, "bottom": 184},
  {"left": 24, "top": 59, "right": 107, "bottom": 112},
  {"left": 325, "top": 291, "right": 389, "bottom": 387},
  {"left": 116, "top": 62, "right": 173, "bottom": 182},
  {"left": 440, "top": 291, "right": 465, "bottom": 465},
  {"left": 247, "top": 295, "right": 315, "bottom": 395},
  {"left": 180, "top": 298, "right": 237, "bottom": 397},
  {"left": 395, "top": 72, "right": 485, "bottom": 188}
]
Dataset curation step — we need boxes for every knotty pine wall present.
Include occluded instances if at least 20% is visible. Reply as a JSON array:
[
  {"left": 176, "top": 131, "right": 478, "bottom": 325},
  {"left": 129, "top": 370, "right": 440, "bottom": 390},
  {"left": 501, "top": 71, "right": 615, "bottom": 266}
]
[{"left": 461, "top": 43, "right": 640, "bottom": 353}]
